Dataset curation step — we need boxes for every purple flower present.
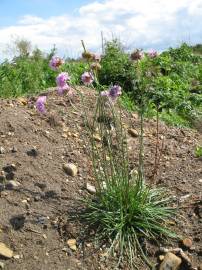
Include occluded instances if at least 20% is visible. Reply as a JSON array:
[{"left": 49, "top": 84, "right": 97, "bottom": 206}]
[
  {"left": 49, "top": 56, "right": 64, "bottom": 70},
  {"left": 57, "top": 84, "right": 70, "bottom": 95},
  {"left": 92, "top": 54, "right": 101, "bottom": 62},
  {"left": 81, "top": 72, "right": 94, "bottom": 85},
  {"left": 101, "top": 85, "right": 122, "bottom": 103},
  {"left": 56, "top": 72, "right": 71, "bottom": 95},
  {"left": 56, "top": 72, "right": 70, "bottom": 87},
  {"left": 36, "top": 96, "right": 47, "bottom": 114},
  {"left": 148, "top": 49, "right": 158, "bottom": 58}
]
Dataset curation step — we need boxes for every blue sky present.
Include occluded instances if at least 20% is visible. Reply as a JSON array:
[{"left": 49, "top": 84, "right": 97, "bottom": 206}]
[
  {"left": 0, "top": 0, "right": 93, "bottom": 26},
  {"left": 0, "top": 0, "right": 202, "bottom": 59}
]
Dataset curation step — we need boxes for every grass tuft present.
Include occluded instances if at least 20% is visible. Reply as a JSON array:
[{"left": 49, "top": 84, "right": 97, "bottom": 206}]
[{"left": 81, "top": 94, "right": 177, "bottom": 268}]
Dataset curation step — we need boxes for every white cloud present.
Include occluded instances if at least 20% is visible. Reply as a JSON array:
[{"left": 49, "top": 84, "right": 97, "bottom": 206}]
[{"left": 0, "top": 0, "right": 202, "bottom": 59}]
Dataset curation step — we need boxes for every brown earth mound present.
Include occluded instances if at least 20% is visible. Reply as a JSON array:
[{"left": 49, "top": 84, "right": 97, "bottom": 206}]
[{"left": 0, "top": 87, "right": 201, "bottom": 270}]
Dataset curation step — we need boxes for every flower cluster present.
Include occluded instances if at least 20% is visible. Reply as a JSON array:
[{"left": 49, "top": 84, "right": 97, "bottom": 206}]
[
  {"left": 36, "top": 47, "right": 121, "bottom": 114},
  {"left": 148, "top": 49, "right": 158, "bottom": 58},
  {"left": 101, "top": 85, "right": 122, "bottom": 103},
  {"left": 81, "top": 48, "right": 101, "bottom": 79},
  {"left": 81, "top": 71, "right": 94, "bottom": 86},
  {"left": 36, "top": 96, "right": 47, "bottom": 114},
  {"left": 49, "top": 56, "right": 64, "bottom": 71},
  {"left": 56, "top": 72, "right": 71, "bottom": 95}
]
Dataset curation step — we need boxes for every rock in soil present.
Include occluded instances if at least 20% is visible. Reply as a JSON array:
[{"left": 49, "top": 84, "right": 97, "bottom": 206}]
[
  {"left": 3, "top": 164, "right": 16, "bottom": 173},
  {"left": 5, "top": 172, "right": 15, "bottom": 180},
  {"left": 159, "top": 255, "right": 165, "bottom": 261},
  {"left": 63, "top": 163, "right": 78, "bottom": 176},
  {"left": 26, "top": 148, "right": 38, "bottom": 157},
  {"left": 86, "top": 183, "right": 96, "bottom": 194},
  {"left": 11, "top": 146, "right": 17, "bottom": 153},
  {"left": 0, "top": 147, "right": 5, "bottom": 154},
  {"left": 0, "top": 262, "right": 5, "bottom": 269},
  {"left": 159, "top": 252, "right": 182, "bottom": 270},
  {"left": 0, "top": 243, "right": 13, "bottom": 259},
  {"left": 5, "top": 180, "right": 20, "bottom": 190},
  {"left": 182, "top": 238, "right": 192, "bottom": 248},
  {"left": 67, "top": 239, "right": 77, "bottom": 251},
  {"left": 128, "top": 128, "right": 139, "bottom": 137}
]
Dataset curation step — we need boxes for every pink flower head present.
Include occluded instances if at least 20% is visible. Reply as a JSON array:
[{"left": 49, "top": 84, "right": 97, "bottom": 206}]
[
  {"left": 49, "top": 56, "right": 64, "bottom": 70},
  {"left": 81, "top": 72, "right": 94, "bottom": 85},
  {"left": 101, "top": 85, "right": 122, "bottom": 103},
  {"left": 56, "top": 72, "right": 70, "bottom": 88},
  {"left": 36, "top": 96, "right": 47, "bottom": 114},
  {"left": 57, "top": 84, "right": 70, "bottom": 95},
  {"left": 92, "top": 54, "right": 101, "bottom": 62},
  {"left": 56, "top": 72, "right": 70, "bottom": 95},
  {"left": 148, "top": 49, "right": 158, "bottom": 58}
]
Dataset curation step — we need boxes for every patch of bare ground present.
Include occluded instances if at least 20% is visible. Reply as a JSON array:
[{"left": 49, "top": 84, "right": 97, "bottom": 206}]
[{"left": 0, "top": 87, "right": 201, "bottom": 269}]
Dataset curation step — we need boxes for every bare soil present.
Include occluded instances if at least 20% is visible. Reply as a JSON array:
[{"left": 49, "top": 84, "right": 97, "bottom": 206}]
[{"left": 0, "top": 87, "right": 201, "bottom": 270}]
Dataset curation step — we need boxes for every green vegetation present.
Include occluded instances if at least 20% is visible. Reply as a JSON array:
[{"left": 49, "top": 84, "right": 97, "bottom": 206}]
[
  {"left": 0, "top": 39, "right": 86, "bottom": 97},
  {"left": 98, "top": 39, "right": 135, "bottom": 91},
  {"left": 195, "top": 146, "right": 202, "bottom": 157},
  {"left": 81, "top": 94, "right": 176, "bottom": 268},
  {"left": 0, "top": 39, "right": 201, "bottom": 128},
  {"left": 99, "top": 41, "right": 202, "bottom": 128}
]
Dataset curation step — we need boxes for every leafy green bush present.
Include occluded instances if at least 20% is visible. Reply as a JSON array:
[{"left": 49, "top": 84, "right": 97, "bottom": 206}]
[
  {"left": 0, "top": 50, "right": 87, "bottom": 98},
  {"left": 0, "top": 51, "right": 55, "bottom": 97},
  {"left": 62, "top": 61, "right": 88, "bottom": 85},
  {"left": 98, "top": 39, "right": 135, "bottom": 91}
]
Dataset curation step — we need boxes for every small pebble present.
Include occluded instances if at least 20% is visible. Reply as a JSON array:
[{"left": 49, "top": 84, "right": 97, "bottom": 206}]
[
  {"left": 6, "top": 180, "right": 20, "bottom": 190},
  {"left": 128, "top": 128, "right": 139, "bottom": 138},
  {"left": 5, "top": 172, "right": 15, "bottom": 180},
  {"left": 86, "top": 183, "right": 96, "bottom": 194},
  {"left": 182, "top": 238, "right": 192, "bottom": 248},
  {"left": 27, "top": 148, "right": 38, "bottom": 157},
  {"left": 3, "top": 164, "right": 16, "bottom": 173},
  {"left": 11, "top": 146, "right": 17, "bottom": 153},
  {"left": 63, "top": 163, "right": 78, "bottom": 177},
  {"left": 0, "top": 147, "right": 5, "bottom": 154},
  {"left": 159, "top": 255, "right": 165, "bottom": 261},
  {"left": 67, "top": 239, "right": 77, "bottom": 251},
  {"left": 13, "top": 254, "right": 20, "bottom": 259},
  {"left": 93, "top": 134, "right": 101, "bottom": 142}
]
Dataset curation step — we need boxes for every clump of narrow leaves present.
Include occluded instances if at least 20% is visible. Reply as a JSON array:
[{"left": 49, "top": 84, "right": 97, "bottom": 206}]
[{"left": 81, "top": 95, "right": 176, "bottom": 268}]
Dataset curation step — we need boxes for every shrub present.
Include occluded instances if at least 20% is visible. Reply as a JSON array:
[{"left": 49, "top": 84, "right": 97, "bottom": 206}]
[{"left": 98, "top": 39, "right": 135, "bottom": 91}]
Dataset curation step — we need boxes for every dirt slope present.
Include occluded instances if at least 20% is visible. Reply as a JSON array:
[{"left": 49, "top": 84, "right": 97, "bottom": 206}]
[{"left": 0, "top": 87, "right": 201, "bottom": 270}]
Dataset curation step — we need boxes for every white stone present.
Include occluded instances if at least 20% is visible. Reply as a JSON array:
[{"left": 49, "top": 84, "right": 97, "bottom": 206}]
[
  {"left": 159, "top": 252, "right": 182, "bottom": 270},
  {"left": 86, "top": 183, "right": 96, "bottom": 194}
]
